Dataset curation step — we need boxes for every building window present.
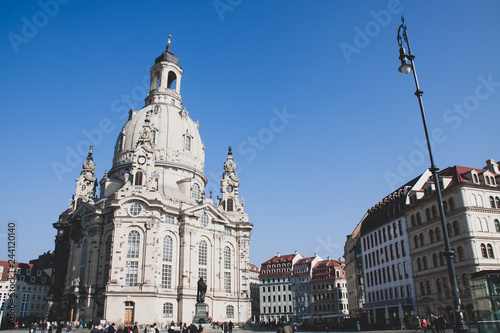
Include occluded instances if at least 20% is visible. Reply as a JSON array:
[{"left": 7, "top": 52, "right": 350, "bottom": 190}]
[
  {"left": 417, "top": 213, "right": 422, "bottom": 224},
  {"left": 432, "top": 206, "right": 437, "bottom": 218},
  {"left": 129, "top": 203, "right": 142, "bottom": 216},
  {"left": 134, "top": 171, "right": 143, "bottom": 186},
  {"left": 420, "top": 282, "right": 425, "bottom": 296},
  {"left": 435, "top": 228, "right": 441, "bottom": 241},
  {"left": 224, "top": 272, "right": 231, "bottom": 293},
  {"left": 227, "top": 198, "right": 234, "bottom": 211},
  {"left": 491, "top": 196, "right": 496, "bottom": 208},
  {"left": 199, "top": 240, "right": 207, "bottom": 266},
  {"left": 127, "top": 230, "right": 140, "bottom": 258},
  {"left": 192, "top": 183, "right": 201, "bottom": 200},
  {"left": 426, "top": 280, "right": 431, "bottom": 295},
  {"left": 487, "top": 244, "right": 495, "bottom": 258},
  {"left": 458, "top": 247, "right": 465, "bottom": 261},
  {"left": 481, "top": 244, "right": 488, "bottom": 258},
  {"left": 185, "top": 136, "right": 191, "bottom": 151},
  {"left": 163, "top": 235, "right": 173, "bottom": 262},
  {"left": 226, "top": 305, "right": 234, "bottom": 318},
  {"left": 443, "top": 201, "right": 448, "bottom": 213},
  {"left": 199, "top": 267, "right": 207, "bottom": 281},
  {"left": 426, "top": 208, "right": 431, "bottom": 221},
  {"left": 151, "top": 130, "right": 157, "bottom": 144},
  {"left": 163, "top": 303, "right": 173, "bottom": 317},
  {"left": 161, "top": 265, "right": 172, "bottom": 288},
  {"left": 453, "top": 221, "right": 460, "bottom": 236},
  {"left": 496, "top": 197, "right": 500, "bottom": 208},
  {"left": 495, "top": 219, "right": 500, "bottom": 232},
  {"left": 224, "top": 246, "right": 231, "bottom": 270},
  {"left": 429, "top": 230, "right": 435, "bottom": 243},
  {"left": 125, "top": 261, "right": 138, "bottom": 286},
  {"left": 105, "top": 235, "right": 112, "bottom": 261},
  {"left": 417, "top": 258, "right": 422, "bottom": 271},
  {"left": 449, "top": 198, "right": 455, "bottom": 210},
  {"left": 200, "top": 213, "right": 209, "bottom": 227}
]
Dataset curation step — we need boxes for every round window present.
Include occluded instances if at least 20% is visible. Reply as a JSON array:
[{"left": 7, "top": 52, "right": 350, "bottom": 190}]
[{"left": 129, "top": 203, "right": 142, "bottom": 216}]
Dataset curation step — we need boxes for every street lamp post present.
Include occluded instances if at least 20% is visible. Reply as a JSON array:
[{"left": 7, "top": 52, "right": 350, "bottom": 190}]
[{"left": 396, "top": 16, "right": 470, "bottom": 333}]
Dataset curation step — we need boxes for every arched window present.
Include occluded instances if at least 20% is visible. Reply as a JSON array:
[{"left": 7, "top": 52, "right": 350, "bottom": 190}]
[
  {"left": 495, "top": 219, "right": 500, "bottom": 233},
  {"left": 453, "top": 221, "right": 460, "bottom": 236},
  {"left": 426, "top": 208, "right": 431, "bottom": 221},
  {"left": 443, "top": 201, "right": 448, "bottom": 213},
  {"left": 417, "top": 258, "right": 422, "bottom": 271},
  {"left": 449, "top": 198, "right": 455, "bottom": 210},
  {"left": 185, "top": 136, "right": 191, "bottom": 152},
  {"left": 163, "top": 235, "right": 173, "bottom": 262},
  {"left": 420, "top": 281, "right": 425, "bottom": 296},
  {"left": 191, "top": 183, "right": 201, "bottom": 200},
  {"left": 411, "top": 215, "right": 416, "bottom": 227},
  {"left": 429, "top": 230, "right": 435, "bottom": 243},
  {"left": 227, "top": 198, "right": 234, "bottom": 212},
  {"left": 163, "top": 303, "right": 173, "bottom": 317},
  {"left": 432, "top": 206, "right": 437, "bottom": 218},
  {"left": 127, "top": 231, "right": 140, "bottom": 258},
  {"left": 419, "top": 234, "right": 425, "bottom": 247},
  {"left": 105, "top": 235, "right": 112, "bottom": 261},
  {"left": 490, "top": 196, "right": 496, "bottom": 208},
  {"left": 436, "top": 279, "right": 442, "bottom": 296},
  {"left": 417, "top": 213, "right": 422, "bottom": 224},
  {"left": 446, "top": 223, "right": 453, "bottom": 237},
  {"left": 426, "top": 280, "right": 432, "bottom": 295},
  {"left": 439, "top": 252, "right": 445, "bottom": 266},
  {"left": 487, "top": 244, "right": 495, "bottom": 258},
  {"left": 481, "top": 244, "right": 488, "bottom": 258},
  {"left": 458, "top": 247, "right": 465, "bottom": 261},
  {"left": 199, "top": 240, "right": 207, "bottom": 266},
  {"left": 134, "top": 171, "right": 143, "bottom": 186},
  {"left": 414, "top": 236, "right": 419, "bottom": 249},
  {"left": 435, "top": 228, "right": 441, "bottom": 241},
  {"left": 167, "top": 71, "right": 177, "bottom": 89},
  {"left": 473, "top": 174, "right": 479, "bottom": 183},
  {"left": 432, "top": 253, "right": 438, "bottom": 267},
  {"left": 496, "top": 197, "right": 500, "bottom": 208},
  {"left": 423, "top": 256, "right": 428, "bottom": 270},
  {"left": 117, "top": 134, "right": 124, "bottom": 152},
  {"left": 224, "top": 246, "right": 231, "bottom": 270},
  {"left": 226, "top": 305, "right": 234, "bottom": 318},
  {"left": 81, "top": 239, "right": 88, "bottom": 265}
]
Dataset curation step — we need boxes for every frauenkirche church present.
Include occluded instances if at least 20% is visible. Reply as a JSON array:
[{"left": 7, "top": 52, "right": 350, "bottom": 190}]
[{"left": 47, "top": 38, "right": 253, "bottom": 325}]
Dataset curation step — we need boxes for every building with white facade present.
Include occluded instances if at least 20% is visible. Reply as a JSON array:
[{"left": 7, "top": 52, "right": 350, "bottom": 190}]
[
  {"left": 355, "top": 176, "right": 420, "bottom": 329},
  {"left": 406, "top": 160, "right": 500, "bottom": 324},
  {"left": 47, "top": 39, "right": 253, "bottom": 326},
  {"left": 258, "top": 253, "right": 302, "bottom": 323}
]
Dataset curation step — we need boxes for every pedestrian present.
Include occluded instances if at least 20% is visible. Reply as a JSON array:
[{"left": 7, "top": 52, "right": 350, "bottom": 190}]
[
  {"left": 228, "top": 321, "right": 233, "bottom": 333},
  {"left": 66, "top": 323, "right": 71, "bottom": 333}
]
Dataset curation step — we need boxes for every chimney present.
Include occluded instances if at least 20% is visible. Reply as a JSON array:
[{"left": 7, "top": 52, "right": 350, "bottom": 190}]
[
  {"left": 327, "top": 256, "right": 331, "bottom": 261},
  {"left": 277, "top": 252, "right": 280, "bottom": 257},
  {"left": 484, "top": 159, "right": 500, "bottom": 174}
]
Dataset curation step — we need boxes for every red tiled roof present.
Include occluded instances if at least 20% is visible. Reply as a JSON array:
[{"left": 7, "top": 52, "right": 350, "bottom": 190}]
[{"left": 0, "top": 261, "right": 51, "bottom": 284}]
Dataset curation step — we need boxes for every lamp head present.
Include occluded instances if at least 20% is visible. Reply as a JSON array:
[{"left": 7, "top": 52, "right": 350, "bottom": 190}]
[{"left": 398, "top": 46, "right": 412, "bottom": 74}]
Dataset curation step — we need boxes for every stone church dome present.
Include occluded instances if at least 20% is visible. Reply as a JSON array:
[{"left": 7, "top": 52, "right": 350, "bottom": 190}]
[{"left": 110, "top": 36, "right": 205, "bottom": 180}]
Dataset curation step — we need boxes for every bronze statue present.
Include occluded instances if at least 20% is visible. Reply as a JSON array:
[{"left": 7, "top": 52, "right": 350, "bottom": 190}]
[{"left": 197, "top": 277, "right": 207, "bottom": 303}]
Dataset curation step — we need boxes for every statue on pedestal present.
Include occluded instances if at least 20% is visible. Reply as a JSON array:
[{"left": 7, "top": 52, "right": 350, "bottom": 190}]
[{"left": 197, "top": 277, "right": 207, "bottom": 303}]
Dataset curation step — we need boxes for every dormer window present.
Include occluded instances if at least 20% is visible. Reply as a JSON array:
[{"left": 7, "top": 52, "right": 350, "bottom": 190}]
[
  {"left": 185, "top": 135, "right": 192, "bottom": 152},
  {"left": 151, "top": 130, "right": 157, "bottom": 144},
  {"left": 472, "top": 171, "right": 479, "bottom": 184},
  {"left": 191, "top": 183, "right": 201, "bottom": 200},
  {"left": 134, "top": 171, "right": 143, "bottom": 186}
]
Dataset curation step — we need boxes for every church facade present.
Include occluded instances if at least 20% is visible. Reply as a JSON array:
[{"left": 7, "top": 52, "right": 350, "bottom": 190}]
[{"left": 47, "top": 39, "right": 253, "bottom": 326}]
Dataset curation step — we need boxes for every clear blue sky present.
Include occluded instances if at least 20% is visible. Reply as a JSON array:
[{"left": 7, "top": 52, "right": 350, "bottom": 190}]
[{"left": 1, "top": 1, "right": 499, "bottom": 266}]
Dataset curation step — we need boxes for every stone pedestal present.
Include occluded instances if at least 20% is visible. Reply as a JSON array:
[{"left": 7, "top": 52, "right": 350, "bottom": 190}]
[{"left": 193, "top": 303, "right": 209, "bottom": 324}]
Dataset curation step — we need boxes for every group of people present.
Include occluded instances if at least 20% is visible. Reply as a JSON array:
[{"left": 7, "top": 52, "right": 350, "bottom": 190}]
[{"left": 417, "top": 314, "right": 447, "bottom": 333}]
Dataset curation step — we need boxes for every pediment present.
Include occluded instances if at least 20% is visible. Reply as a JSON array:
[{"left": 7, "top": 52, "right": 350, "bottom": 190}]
[{"left": 183, "top": 203, "right": 229, "bottom": 223}]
